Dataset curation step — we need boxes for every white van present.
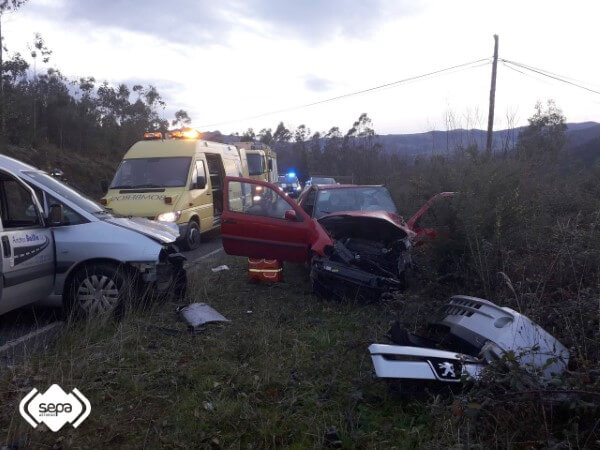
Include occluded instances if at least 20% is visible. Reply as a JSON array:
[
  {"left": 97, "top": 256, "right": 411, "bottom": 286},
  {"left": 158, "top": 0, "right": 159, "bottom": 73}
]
[{"left": 0, "top": 155, "right": 186, "bottom": 317}]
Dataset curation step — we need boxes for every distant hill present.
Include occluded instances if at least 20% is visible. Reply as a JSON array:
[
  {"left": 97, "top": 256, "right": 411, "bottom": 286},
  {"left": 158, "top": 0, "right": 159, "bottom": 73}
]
[
  {"left": 376, "top": 122, "right": 600, "bottom": 157},
  {"left": 206, "top": 121, "right": 600, "bottom": 161}
]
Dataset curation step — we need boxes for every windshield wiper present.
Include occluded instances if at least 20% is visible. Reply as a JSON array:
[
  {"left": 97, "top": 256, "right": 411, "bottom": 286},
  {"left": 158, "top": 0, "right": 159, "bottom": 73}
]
[{"left": 131, "top": 184, "right": 163, "bottom": 188}]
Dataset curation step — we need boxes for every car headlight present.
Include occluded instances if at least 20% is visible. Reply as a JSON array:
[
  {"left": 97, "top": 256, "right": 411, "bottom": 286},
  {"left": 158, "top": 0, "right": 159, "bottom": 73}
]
[
  {"left": 296, "top": 185, "right": 301, "bottom": 191},
  {"left": 156, "top": 211, "right": 181, "bottom": 222},
  {"left": 281, "top": 183, "right": 287, "bottom": 188}
]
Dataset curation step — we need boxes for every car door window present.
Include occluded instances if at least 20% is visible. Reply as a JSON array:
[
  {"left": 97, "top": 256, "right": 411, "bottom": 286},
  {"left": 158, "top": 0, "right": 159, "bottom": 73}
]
[
  {"left": 196, "top": 160, "right": 206, "bottom": 185},
  {"left": 228, "top": 181, "right": 292, "bottom": 220},
  {"left": 302, "top": 189, "right": 317, "bottom": 216},
  {"left": 190, "top": 159, "right": 207, "bottom": 190},
  {"left": 0, "top": 178, "right": 41, "bottom": 228},
  {"left": 47, "top": 194, "right": 87, "bottom": 226}
]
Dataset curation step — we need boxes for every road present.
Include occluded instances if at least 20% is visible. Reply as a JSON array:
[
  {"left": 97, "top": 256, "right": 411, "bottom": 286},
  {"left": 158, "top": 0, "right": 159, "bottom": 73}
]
[{"left": 0, "top": 232, "right": 223, "bottom": 349}]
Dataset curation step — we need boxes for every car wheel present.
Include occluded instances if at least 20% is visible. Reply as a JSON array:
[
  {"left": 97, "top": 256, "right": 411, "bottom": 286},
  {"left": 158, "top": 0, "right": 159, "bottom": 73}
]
[
  {"left": 66, "top": 263, "right": 134, "bottom": 318},
  {"left": 182, "top": 220, "right": 201, "bottom": 251}
]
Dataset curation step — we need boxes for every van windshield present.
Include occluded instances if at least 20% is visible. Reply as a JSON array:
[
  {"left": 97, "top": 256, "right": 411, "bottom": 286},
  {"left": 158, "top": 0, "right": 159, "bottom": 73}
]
[
  {"left": 247, "top": 154, "right": 264, "bottom": 176},
  {"left": 110, "top": 157, "right": 192, "bottom": 189},
  {"left": 23, "top": 171, "right": 111, "bottom": 217}
]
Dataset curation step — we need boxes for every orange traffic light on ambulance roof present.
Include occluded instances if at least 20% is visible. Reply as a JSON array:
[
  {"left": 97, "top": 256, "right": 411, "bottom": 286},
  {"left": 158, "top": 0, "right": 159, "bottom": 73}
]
[
  {"left": 143, "top": 132, "right": 162, "bottom": 140},
  {"left": 165, "top": 128, "right": 200, "bottom": 140}
]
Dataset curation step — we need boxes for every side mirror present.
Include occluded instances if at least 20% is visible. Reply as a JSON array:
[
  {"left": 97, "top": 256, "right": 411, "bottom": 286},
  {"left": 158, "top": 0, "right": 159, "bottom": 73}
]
[
  {"left": 284, "top": 209, "right": 297, "bottom": 221},
  {"left": 268, "top": 159, "right": 273, "bottom": 171},
  {"left": 100, "top": 180, "right": 109, "bottom": 193},
  {"left": 195, "top": 175, "right": 206, "bottom": 190},
  {"left": 48, "top": 203, "right": 64, "bottom": 226}
]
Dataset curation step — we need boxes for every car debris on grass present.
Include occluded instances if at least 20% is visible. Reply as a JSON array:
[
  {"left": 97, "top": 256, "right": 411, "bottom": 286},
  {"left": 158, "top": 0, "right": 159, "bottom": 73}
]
[
  {"left": 177, "top": 303, "right": 230, "bottom": 329},
  {"left": 369, "top": 295, "right": 569, "bottom": 386}
]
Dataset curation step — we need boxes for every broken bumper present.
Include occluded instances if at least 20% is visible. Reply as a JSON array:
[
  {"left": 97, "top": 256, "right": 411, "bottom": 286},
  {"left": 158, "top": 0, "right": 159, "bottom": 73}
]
[
  {"left": 152, "top": 245, "right": 187, "bottom": 297},
  {"left": 311, "top": 258, "right": 401, "bottom": 296},
  {"left": 368, "top": 295, "right": 570, "bottom": 385},
  {"left": 368, "top": 344, "right": 485, "bottom": 383}
]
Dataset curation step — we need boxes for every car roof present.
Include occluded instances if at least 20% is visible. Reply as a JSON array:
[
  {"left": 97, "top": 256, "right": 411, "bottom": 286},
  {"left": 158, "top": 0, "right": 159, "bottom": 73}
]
[
  {"left": 0, "top": 154, "right": 39, "bottom": 174},
  {"left": 314, "top": 184, "right": 384, "bottom": 190}
]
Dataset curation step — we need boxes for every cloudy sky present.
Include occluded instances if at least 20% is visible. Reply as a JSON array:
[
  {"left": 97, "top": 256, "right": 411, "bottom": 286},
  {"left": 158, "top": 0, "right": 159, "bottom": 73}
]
[{"left": 3, "top": 0, "right": 599, "bottom": 135}]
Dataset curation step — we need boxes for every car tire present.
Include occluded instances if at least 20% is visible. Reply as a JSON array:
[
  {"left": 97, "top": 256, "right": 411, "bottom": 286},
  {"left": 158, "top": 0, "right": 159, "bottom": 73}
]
[
  {"left": 65, "top": 262, "right": 136, "bottom": 319},
  {"left": 182, "top": 220, "right": 201, "bottom": 251}
]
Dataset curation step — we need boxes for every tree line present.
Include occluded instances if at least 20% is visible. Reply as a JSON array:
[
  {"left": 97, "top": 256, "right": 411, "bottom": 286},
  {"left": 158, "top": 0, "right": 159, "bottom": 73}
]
[
  {"left": 0, "top": 1, "right": 570, "bottom": 187},
  {"left": 230, "top": 100, "right": 568, "bottom": 184},
  {"left": 0, "top": 1, "right": 190, "bottom": 157}
]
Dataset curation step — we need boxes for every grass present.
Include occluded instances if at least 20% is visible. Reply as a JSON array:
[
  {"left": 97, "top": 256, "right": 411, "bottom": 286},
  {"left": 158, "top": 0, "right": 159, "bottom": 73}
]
[
  {"left": 0, "top": 255, "right": 440, "bottom": 449},
  {"left": 1, "top": 248, "right": 597, "bottom": 448}
]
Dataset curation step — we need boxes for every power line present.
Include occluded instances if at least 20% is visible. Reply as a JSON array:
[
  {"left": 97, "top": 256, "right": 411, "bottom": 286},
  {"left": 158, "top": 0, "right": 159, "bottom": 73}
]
[
  {"left": 501, "top": 61, "right": 555, "bottom": 87},
  {"left": 196, "top": 57, "right": 491, "bottom": 129},
  {"left": 503, "top": 58, "right": 600, "bottom": 89},
  {"left": 502, "top": 59, "right": 600, "bottom": 96}
]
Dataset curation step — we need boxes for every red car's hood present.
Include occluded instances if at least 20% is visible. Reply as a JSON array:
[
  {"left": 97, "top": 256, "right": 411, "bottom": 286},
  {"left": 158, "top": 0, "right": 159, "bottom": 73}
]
[{"left": 317, "top": 210, "right": 416, "bottom": 242}]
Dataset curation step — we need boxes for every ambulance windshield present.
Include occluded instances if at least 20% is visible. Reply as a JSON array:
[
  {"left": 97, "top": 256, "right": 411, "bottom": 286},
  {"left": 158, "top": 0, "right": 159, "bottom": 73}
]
[{"left": 110, "top": 157, "right": 192, "bottom": 189}]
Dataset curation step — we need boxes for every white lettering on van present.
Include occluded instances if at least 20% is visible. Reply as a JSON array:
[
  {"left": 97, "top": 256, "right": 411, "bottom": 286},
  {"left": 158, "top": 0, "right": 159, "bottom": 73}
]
[{"left": 111, "top": 194, "right": 166, "bottom": 201}]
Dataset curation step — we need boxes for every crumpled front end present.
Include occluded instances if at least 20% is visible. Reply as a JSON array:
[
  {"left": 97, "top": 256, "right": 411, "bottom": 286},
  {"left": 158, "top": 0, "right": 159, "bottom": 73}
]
[
  {"left": 155, "top": 244, "right": 187, "bottom": 298},
  {"left": 311, "top": 212, "right": 414, "bottom": 299}
]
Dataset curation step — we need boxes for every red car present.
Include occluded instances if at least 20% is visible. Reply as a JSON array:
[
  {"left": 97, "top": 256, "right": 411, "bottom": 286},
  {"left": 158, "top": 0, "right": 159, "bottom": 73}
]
[{"left": 221, "top": 177, "right": 454, "bottom": 297}]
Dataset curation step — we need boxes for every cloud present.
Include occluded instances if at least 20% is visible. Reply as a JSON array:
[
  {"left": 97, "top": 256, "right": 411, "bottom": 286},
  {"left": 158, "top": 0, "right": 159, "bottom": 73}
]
[
  {"left": 28, "top": 0, "right": 418, "bottom": 46},
  {"left": 27, "top": 0, "right": 231, "bottom": 46},
  {"left": 304, "top": 75, "right": 334, "bottom": 92},
  {"left": 239, "top": 0, "right": 417, "bottom": 42}
]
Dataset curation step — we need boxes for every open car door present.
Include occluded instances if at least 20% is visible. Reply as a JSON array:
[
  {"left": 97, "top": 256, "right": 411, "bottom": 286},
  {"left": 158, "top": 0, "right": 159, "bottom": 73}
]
[
  {"left": 407, "top": 192, "right": 456, "bottom": 243},
  {"left": 221, "top": 177, "right": 314, "bottom": 263}
]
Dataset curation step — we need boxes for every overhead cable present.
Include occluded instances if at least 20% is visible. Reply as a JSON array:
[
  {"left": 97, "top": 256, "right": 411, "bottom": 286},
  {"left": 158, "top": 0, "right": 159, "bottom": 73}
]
[{"left": 196, "top": 57, "right": 491, "bottom": 128}]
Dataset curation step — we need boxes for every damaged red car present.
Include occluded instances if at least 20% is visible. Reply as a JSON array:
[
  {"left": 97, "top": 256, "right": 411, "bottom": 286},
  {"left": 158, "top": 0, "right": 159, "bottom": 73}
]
[{"left": 221, "top": 177, "right": 454, "bottom": 298}]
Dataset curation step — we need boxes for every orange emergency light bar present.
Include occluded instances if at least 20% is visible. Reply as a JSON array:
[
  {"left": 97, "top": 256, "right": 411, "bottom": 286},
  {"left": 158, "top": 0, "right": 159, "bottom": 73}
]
[
  {"left": 165, "top": 128, "right": 200, "bottom": 140},
  {"left": 143, "top": 132, "right": 163, "bottom": 140}
]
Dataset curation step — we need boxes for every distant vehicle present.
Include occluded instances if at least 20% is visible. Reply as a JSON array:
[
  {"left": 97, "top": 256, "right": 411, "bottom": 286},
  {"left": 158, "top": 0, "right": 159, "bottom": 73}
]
[
  {"left": 234, "top": 142, "right": 278, "bottom": 184},
  {"left": 102, "top": 129, "right": 249, "bottom": 250},
  {"left": 277, "top": 172, "right": 302, "bottom": 198},
  {"left": 0, "top": 155, "right": 186, "bottom": 317},
  {"left": 302, "top": 176, "right": 337, "bottom": 193}
]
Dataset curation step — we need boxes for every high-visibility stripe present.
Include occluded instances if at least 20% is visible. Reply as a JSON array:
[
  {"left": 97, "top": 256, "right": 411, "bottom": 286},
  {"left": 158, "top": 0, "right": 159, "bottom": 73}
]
[{"left": 248, "top": 268, "right": 282, "bottom": 273}]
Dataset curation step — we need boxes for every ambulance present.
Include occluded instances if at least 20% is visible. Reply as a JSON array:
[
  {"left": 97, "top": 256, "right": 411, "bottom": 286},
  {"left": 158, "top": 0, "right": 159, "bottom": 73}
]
[
  {"left": 102, "top": 129, "right": 248, "bottom": 250},
  {"left": 234, "top": 142, "right": 278, "bottom": 183}
]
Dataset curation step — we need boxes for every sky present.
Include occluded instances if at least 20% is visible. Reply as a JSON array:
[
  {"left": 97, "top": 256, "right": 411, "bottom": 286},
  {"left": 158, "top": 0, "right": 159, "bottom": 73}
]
[{"left": 2, "top": 0, "right": 599, "bottom": 135}]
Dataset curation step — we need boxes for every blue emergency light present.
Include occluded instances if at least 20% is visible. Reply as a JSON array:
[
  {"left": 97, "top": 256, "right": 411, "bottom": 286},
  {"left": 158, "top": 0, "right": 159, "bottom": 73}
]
[{"left": 287, "top": 172, "right": 296, "bottom": 177}]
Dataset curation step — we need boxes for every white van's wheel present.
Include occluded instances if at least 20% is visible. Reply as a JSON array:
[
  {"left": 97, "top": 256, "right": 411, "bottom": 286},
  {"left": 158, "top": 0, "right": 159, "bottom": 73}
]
[
  {"left": 183, "top": 221, "right": 201, "bottom": 251},
  {"left": 66, "top": 263, "right": 133, "bottom": 318}
]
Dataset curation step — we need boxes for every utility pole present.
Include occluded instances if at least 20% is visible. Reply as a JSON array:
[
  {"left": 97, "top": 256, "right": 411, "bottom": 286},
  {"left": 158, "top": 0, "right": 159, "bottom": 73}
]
[{"left": 486, "top": 34, "right": 499, "bottom": 156}]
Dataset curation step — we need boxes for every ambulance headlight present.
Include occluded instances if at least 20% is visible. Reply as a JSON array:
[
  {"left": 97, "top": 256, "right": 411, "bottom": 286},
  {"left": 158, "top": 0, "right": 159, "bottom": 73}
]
[{"left": 156, "top": 211, "right": 181, "bottom": 222}]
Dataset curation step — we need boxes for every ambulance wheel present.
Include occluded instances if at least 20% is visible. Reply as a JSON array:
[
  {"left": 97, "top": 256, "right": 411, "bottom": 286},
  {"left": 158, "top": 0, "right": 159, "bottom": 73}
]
[
  {"left": 65, "top": 262, "right": 134, "bottom": 319},
  {"left": 182, "top": 221, "right": 201, "bottom": 251}
]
